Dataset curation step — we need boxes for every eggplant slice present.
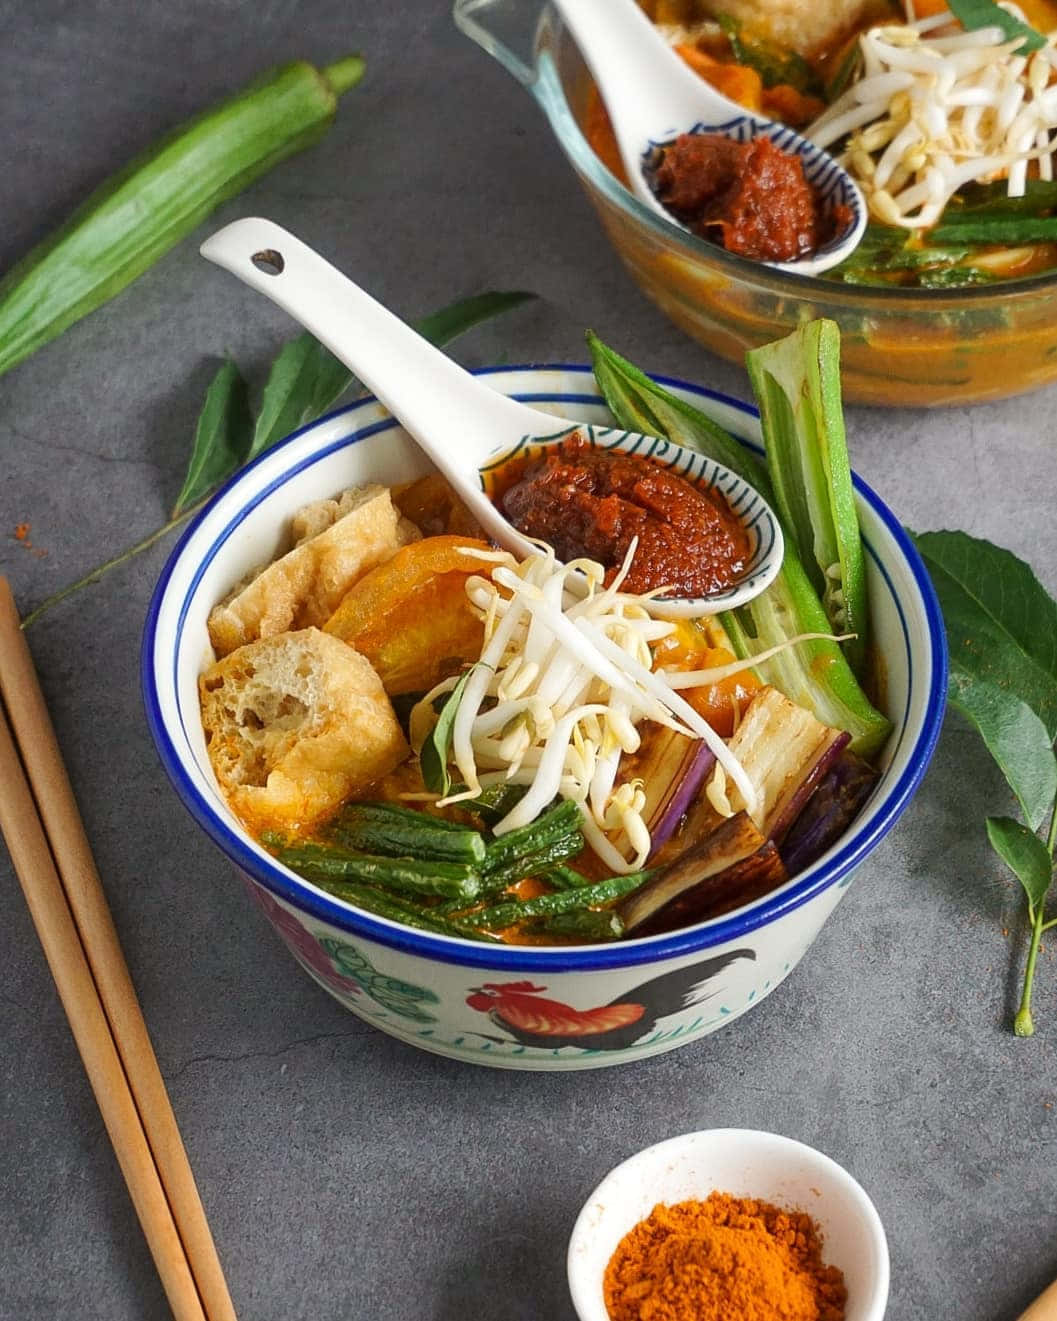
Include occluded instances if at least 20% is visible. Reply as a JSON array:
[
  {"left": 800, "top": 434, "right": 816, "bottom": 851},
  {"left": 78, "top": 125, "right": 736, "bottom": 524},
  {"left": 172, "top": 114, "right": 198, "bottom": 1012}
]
[
  {"left": 622, "top": 811, "right": 788, "bottom": 936},
  {"left": 779, "top": 749, "right": 879, "bottom": 875},
  {"left": 722, "top": 687, "right": 851, "bottom": 842}
]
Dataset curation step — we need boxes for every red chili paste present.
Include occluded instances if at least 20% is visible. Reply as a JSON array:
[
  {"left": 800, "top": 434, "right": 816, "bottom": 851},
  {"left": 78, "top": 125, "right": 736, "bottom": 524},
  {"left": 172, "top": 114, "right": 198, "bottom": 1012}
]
[
  {"left": 498, "top": 435, "right": 749, "bottom": 597},
  {"left": 650, "top": 132, "right": 846, "bottom": 261}
]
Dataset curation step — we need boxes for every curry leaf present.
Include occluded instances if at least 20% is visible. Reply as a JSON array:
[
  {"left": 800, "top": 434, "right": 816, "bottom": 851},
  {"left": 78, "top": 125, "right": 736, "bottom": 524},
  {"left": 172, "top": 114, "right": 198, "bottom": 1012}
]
[
  {"left": 413, "top": 289, "right": 536, "bottom": 350},
  {"left": 986, "top": 816, "right": 1053, "bottom": 911},
  {"left": 420, "top": 667, "right": 480, "bottom": 797},
  {"left": 25, "top": 289, "right": 537, "bottom": 629},
  {"left": 947, "top": 0, "right": 1045, "bottom": 52},
  {"left": 948, "top": 663, "right": 1057, "bottom": 832},
  {"left": 172, "top": 358, "right": 253, "bottom": 517},
  {"left": 913, "top": 527, "right": 1057, "bottom": 1036},
  {"left": 249, "top": 289, "right": 538, "bottom": 461},
  {"left": 250, "top": 333, "right": 351, "bottom": 460},
  {"left": 913, "top": 530, "right": 1057, "bottom": 739}
]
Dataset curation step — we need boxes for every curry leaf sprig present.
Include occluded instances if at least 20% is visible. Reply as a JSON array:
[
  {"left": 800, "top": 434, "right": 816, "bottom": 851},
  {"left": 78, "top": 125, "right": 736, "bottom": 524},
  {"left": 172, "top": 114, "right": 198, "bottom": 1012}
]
[
  {"left": 20, "top": 290, "right": 535, "bottom": 628},
  {"left": 913, "top": 530, "right": 1057, "bottom": 1036}
]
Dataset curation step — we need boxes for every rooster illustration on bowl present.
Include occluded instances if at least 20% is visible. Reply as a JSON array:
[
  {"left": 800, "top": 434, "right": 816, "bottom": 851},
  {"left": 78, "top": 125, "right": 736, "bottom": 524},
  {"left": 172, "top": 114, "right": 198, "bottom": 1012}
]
[{"left": 465, "top": 950, "right": 755, "bottom": 1052}]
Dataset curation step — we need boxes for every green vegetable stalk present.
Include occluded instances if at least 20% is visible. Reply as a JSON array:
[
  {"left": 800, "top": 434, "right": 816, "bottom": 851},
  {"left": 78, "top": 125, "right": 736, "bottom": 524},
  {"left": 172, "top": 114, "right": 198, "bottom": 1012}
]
[
  {"left": 0, "top": 55, "right": 365, "bottom": 381},
  {"left": 745, "top": 319, "right": 868, "bottom": 676},
  {"left": 586, "top": 332, "right": 891, "bottom": 759}
]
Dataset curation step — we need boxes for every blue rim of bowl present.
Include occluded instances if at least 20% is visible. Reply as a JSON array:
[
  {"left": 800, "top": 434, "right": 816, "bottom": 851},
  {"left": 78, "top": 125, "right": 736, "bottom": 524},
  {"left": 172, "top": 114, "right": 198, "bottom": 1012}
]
[
  {"left": 531, "top": 33, "right": 1057, "bottom": 302},
  {"left": 142, "top": 365, "right": 948, "bottom": 972}
]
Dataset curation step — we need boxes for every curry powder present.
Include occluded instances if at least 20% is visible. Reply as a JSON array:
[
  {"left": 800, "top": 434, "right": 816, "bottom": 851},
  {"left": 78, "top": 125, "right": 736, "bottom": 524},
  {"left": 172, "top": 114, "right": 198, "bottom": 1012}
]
[{"left": 603, "top": 1191, "right": 847, "bottom": 1321}]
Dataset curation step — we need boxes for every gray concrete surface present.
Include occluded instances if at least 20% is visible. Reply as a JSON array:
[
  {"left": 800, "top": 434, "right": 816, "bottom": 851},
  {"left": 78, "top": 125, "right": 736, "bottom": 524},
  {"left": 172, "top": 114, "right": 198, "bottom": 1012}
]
[{"left": 2, "top": 3, "right": 1056, "bottom": 1319}]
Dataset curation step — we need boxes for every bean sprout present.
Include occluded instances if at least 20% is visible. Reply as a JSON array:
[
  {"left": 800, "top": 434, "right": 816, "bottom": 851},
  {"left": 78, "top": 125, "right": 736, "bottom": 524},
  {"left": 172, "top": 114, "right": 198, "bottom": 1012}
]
[{"left": 807, "top": 5, "right": 1057, "bottom": 228}]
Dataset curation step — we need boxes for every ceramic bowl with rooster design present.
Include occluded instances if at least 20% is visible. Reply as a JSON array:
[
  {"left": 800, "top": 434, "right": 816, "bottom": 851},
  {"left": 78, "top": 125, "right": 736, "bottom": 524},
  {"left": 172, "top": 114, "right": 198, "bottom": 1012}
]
[{"left": 143, "top": 367, "right": 946, "bottom": 1071}]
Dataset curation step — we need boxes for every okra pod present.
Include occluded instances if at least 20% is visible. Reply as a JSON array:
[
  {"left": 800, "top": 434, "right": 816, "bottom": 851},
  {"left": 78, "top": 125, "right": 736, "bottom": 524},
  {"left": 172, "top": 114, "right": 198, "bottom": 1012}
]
[
  {"left": 0, "top": 55, "right": 365, "bottom": 379},
  {"left": 587, "top": 333, "right": 891, "bottom": 759},
  {"left": 746, "top": 319, "right": 869, "bottom": 676},
  {"left": 276, "top": 843, "right": 480, "bottom": 901}
]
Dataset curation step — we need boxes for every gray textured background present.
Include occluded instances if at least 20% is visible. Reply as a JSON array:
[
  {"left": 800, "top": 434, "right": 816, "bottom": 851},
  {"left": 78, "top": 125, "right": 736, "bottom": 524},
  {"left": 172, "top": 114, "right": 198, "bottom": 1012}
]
[{"left": 2, "top": 3, "right": 1056, "bottom": 1319}]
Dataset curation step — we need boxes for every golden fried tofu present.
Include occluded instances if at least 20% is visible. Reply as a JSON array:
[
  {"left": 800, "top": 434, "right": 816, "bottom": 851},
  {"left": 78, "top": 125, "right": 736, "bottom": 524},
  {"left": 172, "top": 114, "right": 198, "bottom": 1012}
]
[
  {"left": 207, "top": 485, "right": 420, "bottom": 658},
  {"left": 645, "top": 0, "right": 893, "bottom": 57},
  {"left": 199, "top": 628, "right": 408, "bottom": 835}
]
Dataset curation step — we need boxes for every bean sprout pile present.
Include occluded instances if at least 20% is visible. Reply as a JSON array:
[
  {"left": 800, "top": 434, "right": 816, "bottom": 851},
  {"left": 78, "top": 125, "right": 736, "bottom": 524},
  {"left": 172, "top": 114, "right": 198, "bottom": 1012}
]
[
  {"left": 410, "top": 542, "right": 758, "bottom": 874},
  {"left": 808, "top": 4, "right": 1057, "bottom": 228}
]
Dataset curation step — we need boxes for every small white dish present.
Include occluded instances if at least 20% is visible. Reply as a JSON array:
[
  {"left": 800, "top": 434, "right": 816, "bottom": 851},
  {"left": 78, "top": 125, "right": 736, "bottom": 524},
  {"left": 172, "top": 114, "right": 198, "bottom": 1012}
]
[{"left": 567, "top": 1128, "right": 889, "bottom": 1321}]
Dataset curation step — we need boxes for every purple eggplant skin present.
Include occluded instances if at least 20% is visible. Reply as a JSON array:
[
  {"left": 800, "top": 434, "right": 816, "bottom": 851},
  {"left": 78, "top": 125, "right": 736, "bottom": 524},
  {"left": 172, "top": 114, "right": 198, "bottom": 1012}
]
[
  {"left": 779, "top": 750, "right": 880, "bottom": 877},
  {"left": 767, "top": 729, "right": 851, "bottom": 844},
  {"left": 623, "top": 811, "right": 788, "bottom": 935},
  {"left": 638, "top": 730, "right": 716, "bottom": 857}
]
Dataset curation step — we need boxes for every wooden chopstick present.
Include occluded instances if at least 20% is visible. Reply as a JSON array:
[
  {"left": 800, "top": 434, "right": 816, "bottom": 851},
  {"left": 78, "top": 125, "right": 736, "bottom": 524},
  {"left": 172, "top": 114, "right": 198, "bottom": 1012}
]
[
  {"left": 1019, "top": 1278, "right": 1057, "bottom": 1320},
  {"left": 0, "top": 577, "right": 236, "bottom": 1321}
]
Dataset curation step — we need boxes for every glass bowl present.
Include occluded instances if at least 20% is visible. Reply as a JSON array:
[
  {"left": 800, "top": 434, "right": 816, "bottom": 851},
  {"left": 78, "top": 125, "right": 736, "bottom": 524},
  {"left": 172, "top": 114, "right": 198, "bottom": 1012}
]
[{"left": 454, "top": 0, "right": 1057, "bottom": 407}]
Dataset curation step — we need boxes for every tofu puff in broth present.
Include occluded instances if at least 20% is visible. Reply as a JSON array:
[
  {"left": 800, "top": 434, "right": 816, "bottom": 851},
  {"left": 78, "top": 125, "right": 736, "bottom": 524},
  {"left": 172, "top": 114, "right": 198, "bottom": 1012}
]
[
  {"left": 588, "top": 0, "right": 1057, "bottom": 286},
  {"left": 198, "top": 449, "right": 883, "bottom": 946}
]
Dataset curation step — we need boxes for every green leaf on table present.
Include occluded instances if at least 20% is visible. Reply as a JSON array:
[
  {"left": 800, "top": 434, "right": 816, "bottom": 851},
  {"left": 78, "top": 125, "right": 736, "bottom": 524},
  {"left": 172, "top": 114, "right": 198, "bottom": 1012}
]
[
  {"left": 420, "top": 667, "right": 478, "bottom": 797},
  {"left": 250, "top": 333, "right": 352, "bottom": 460},
  {"left": 414, "top": 289, "right": 536, "bottom": 349},
  {"left": 248, "top": 289, "right": 538, "bottom": 462},
  {"left": 949, "top": 663, "right": 1057, "bottom": 831},
  {"left": 986, "top": 815, "right": 1053, "bottom": 910},
  {"left": 913, "top": 530, "right": 1057, "bottom": 739},
  {"left": 947, "top": 0, "right": 1045, "bottom": 51},
  {"left": 172, "top": 358, "right": 253, "bottom": 516}
]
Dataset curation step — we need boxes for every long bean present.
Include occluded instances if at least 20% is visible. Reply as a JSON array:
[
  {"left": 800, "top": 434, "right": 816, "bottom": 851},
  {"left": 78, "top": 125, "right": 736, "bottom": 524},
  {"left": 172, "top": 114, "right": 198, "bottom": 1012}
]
[
  {"left": 455, "top": 870, "right": 651, "bottom": 932},
  {"left": 479, "top": 835, "right": 585, "bottom": 893},
  {"left": 483, "top": 800, "right": 582, "bottom": 874},
  {"left": 276, "top": 844, "right": 480, "bottom": 901},
  {"left": 528, "top": 910, "right": 626, "bottom": 942},
  {"left": 311, "top": 879, "right": 499, "bottom": 942},
  {"left": 330, "top": 802, "right": 486, "bottom": 865},
  {"left": 468, "top": 782, "right": 527, "bottom": 826},
  {"left": 541, "top": 864, "right": 595, "bottom": 890}
]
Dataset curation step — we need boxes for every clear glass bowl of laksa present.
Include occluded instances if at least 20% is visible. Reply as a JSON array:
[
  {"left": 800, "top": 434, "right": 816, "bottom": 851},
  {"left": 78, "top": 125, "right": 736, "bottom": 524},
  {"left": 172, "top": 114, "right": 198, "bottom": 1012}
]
[{"left": 455, "top": 0, "right": 1057, "bottom": 407}]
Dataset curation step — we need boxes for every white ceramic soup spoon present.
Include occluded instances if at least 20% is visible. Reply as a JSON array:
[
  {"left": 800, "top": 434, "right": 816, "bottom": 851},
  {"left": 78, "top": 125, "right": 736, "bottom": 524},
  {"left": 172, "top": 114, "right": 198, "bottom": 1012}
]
[
  {"left": 549, "top": 0, "right": 866, "bottom": 275},
  {"left": 199, "top": 217, "right": 782, "bottom": 617}
]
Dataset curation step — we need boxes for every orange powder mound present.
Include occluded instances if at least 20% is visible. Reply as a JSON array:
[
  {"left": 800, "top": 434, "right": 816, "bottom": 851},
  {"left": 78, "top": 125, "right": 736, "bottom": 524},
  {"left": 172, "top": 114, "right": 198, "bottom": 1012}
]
[{"left": 604, "top": 1192, "right": 847, "bottom": 1321}]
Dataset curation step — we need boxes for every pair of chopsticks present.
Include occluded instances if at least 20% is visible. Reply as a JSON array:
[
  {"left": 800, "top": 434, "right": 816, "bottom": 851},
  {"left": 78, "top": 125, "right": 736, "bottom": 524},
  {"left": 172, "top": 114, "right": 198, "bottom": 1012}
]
[{"left": 0, "top": 578, "right": 236, "bottom": 1321}]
